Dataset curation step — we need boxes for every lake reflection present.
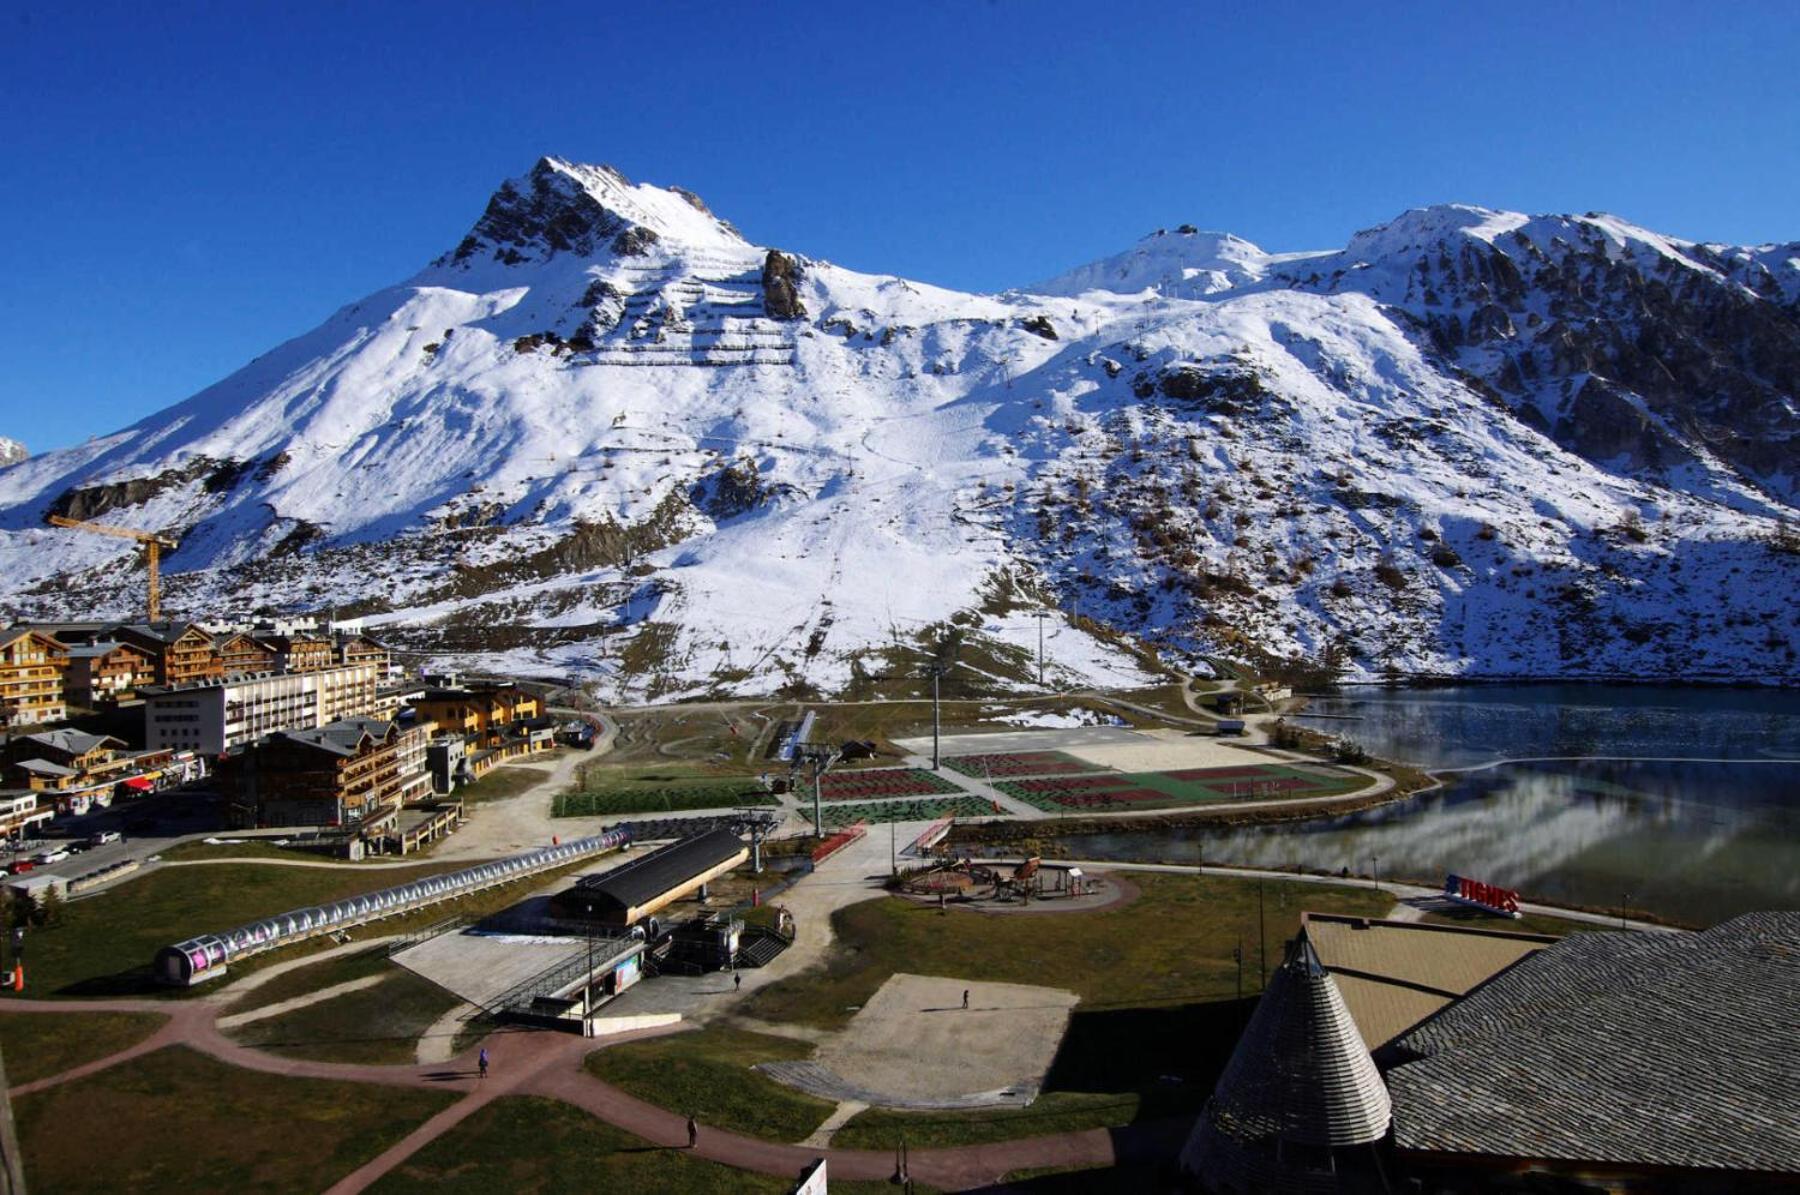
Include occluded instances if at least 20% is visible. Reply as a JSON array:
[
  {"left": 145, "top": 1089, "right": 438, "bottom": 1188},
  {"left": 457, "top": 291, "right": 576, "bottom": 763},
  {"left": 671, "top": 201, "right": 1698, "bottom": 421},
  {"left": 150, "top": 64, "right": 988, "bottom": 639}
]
[{"left": 1065, "top": 686, "right": 1800, "bottom": 927}]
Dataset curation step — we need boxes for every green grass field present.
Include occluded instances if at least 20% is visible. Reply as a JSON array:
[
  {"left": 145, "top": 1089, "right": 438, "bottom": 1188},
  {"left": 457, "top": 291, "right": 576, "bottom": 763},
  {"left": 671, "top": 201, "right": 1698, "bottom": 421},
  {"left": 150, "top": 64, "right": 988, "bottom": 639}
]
[
  {"left": 819, "top": 795, "right": 998, "bottom": 828},
  {"left": 829, "top": 1090, "right": 1139, "bottom": 1150},
  {"left": 454, "top": 761, "right": 558, "bottom": 804},
  {"left": 8, "top": 853, "right": 603, "bottom": 999},
  {"left": 225, "top": 943, "right": 399, "bottom": 1014},
  {"left": 554, "top": 785, "right": 777, "bottom": 817},
  {"left": 4, "top": 859, "right": 461, "bottom": 998},
  {"left": 743, "top": 871, "right": 1389, "bottom": 1030},
  {"left": 369, "top": 1095, "right": 922, "bottom": 1195},
  {"left": 994, "top": 763, "right": 1365, "bottom": 813},
  {"left": 0, "top": 1009, "right": 166, "bottom": 1085},
  {"left": 227, "top": 965, "right": 463, "bottom": 1065},
  {"left": 16, "top": 1045, "right": 455, "bottom": 1193},
  {"left": 583, "top": 1026, "right": 834, "bottom": 1142}
]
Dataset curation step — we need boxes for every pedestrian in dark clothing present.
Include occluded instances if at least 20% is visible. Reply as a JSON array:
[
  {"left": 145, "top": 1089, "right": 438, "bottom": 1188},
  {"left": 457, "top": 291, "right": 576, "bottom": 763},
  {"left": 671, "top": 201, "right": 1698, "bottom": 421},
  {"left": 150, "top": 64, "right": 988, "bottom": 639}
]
[
  {"left": 962, "top": 989, "right": 970, "bottom": 1009},
  {"left": 687, "top": 1115, "right": 699, "bottom": 1149},
  {"left": 734, "top": 972, "right": 742, "bottom": 992},
  {"left": 478, "top": 1048, "right": 489, "bottom": 1080}
]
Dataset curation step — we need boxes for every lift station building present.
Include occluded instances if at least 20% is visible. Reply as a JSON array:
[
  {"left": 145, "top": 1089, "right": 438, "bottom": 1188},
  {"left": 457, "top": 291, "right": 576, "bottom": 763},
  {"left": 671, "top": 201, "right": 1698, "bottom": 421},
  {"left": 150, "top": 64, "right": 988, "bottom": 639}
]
[{"left": 551, "top": 829, "right": 748, "bottom": 929}]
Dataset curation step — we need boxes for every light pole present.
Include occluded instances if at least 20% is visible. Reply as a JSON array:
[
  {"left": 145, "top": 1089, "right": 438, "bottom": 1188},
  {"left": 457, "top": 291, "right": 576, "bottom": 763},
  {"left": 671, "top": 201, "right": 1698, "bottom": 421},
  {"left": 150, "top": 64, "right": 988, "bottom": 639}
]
[
  {"left": 1035, "top": 610, "right": 1049, "bottom": 687},
  {"left": 1620, "top": 892, "right": 1630, "bottom": 931},
  {"left": 584, "top": 901, "right": 595, "bottom": 1029},
  {"left": 929, "top": 665, "right": 943, "bottom": 771}
]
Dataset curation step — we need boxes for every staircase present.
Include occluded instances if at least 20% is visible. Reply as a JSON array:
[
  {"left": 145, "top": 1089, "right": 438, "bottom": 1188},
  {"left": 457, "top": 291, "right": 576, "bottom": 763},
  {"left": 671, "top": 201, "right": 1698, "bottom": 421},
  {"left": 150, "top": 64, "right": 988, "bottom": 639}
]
[{"left": 734, "top": 925, "right": 791, "bottom": 969}]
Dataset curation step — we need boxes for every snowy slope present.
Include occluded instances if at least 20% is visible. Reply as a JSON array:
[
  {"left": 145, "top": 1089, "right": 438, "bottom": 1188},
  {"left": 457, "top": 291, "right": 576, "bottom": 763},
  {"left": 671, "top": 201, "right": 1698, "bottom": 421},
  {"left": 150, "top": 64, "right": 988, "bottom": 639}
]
[
  {"left": 0, "top": 438, "right": 24, "bottom": 468},
  {"left": 2, "top": 163, "right": 1796, "bottom": 694}
]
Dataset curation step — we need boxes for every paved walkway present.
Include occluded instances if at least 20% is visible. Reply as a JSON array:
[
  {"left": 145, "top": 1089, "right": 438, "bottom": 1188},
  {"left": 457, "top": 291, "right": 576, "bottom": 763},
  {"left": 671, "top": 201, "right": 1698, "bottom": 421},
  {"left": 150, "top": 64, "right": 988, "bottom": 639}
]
[{"left": 1055, "top": 859, "right": 1683, "bottom": 934}]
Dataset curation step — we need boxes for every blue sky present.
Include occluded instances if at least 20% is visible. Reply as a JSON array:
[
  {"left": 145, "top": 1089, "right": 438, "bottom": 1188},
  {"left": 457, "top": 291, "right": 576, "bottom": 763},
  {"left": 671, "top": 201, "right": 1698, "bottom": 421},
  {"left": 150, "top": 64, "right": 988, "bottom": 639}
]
[{"left": 3, "top": 0, "right": 1796, "bottom": 452}]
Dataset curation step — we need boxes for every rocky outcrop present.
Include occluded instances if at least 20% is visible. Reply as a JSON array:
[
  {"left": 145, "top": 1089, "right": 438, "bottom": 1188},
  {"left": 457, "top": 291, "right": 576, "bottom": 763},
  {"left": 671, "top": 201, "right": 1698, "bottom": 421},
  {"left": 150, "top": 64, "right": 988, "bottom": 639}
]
[
  {"left": 0, "top": 439, "right": 25, "bottom": 468},
  {"left": 47, "top": 457, "right": 249, "bottom": 522},
  {"left": 762, "top": 250, "right": 807, "bottom": 321},
  {"left": 1020, "top": 315, "right": 1058, "bottom": 340},
  {"left": 449, "top": 157, "right": 632, "bottom": 264}
]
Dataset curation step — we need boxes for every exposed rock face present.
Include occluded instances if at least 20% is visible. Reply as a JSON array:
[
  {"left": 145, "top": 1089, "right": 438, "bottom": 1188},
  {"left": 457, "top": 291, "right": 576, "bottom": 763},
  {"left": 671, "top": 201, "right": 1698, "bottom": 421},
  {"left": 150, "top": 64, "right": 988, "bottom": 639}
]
[
  {"left": 1317, "top": 218, "right": 1800, "bottom": 503},
  {"left": 48, "top": 457, "right": 249, "bottom": 522},
  {"left": 0, "top": 439, "right": 24, "bottom": 468},
  {"left": 1020, "top": 314, "right": 1058, "bottom": 340},
  {"left": 449, "top": 157, "right": 633, "bottom": 264},
  {"left": 690, "top": 457, "right": 793, "bottom": 521},
  {"left": 761, "top": 249, "right": 807, "bottom": 321}
]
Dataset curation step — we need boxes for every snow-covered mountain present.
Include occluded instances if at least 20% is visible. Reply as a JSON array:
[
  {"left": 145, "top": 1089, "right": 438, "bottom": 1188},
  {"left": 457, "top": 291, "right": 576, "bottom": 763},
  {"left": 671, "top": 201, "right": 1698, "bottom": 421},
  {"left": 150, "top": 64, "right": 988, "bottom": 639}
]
[
  {"left": 0, "top": 439, "right": 25, "bottom": 468},
  {"left": 3, "top": 158, "right": 1797, "bottom": 694}
]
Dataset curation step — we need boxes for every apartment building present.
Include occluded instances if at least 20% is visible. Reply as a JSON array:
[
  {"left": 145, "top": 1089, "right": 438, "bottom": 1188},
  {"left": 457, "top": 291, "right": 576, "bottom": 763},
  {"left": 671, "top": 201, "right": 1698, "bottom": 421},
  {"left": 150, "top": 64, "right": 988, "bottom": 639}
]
[
  {"left": 142, "top": 663, "right": 381, "bottom": 754},
  {"left": 336, "top": 633, "right": 393, "bottom": 678},
  {"left": 216, "top": 632, "right": 278, "bottom": 678},
  {"left": 0, "top": 791, "right": 52, "bottom": 841},
  {"left": 0, "top": 629, "right": 69, "bottom": 727},
  {"left": 223, "top": 717, "right": 430, "bottom": 830},
  {"left": 411, "top": 683, "right": 543, "bottom": 747},
  {"left": 116, "top": 623, "right": 224, "bottom": 687},
  {"left": 262, "top": 634, "right": 336, "bottom": 675},
  {"left": 63, "top": 640, "right": 157, "bottom": 706}
]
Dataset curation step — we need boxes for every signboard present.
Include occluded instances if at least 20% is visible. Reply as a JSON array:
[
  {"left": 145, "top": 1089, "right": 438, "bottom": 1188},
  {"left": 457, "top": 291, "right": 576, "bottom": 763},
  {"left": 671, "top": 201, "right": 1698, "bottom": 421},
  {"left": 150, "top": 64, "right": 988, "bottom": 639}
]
[
  {"left": 1444, "top": 873, "right": 1520, "bottom": 917},
  {"left": 790, "top": 1158, "right": 827, "bottom": 1195}
]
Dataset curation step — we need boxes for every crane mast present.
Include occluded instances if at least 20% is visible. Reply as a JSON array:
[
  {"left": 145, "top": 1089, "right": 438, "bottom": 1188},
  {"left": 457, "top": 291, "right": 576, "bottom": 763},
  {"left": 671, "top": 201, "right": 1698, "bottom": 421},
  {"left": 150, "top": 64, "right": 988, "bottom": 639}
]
[{"left": 45, "top": 515, "right": 179, "bottom": 622}]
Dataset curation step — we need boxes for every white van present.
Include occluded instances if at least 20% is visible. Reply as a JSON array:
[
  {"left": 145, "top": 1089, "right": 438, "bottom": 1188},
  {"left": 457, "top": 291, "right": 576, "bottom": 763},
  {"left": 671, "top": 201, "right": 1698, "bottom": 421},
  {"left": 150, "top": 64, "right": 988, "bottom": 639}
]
[{"left": 89, "top": 830, "right": 122, "bottom": 847}]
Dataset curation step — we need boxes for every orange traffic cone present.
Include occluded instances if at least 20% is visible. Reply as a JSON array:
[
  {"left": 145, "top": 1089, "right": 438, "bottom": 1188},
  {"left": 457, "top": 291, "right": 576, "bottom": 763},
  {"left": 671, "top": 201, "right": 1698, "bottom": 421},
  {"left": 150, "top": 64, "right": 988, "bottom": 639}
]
[{"left": 11, "top": 965, "right": 22, "bottom": 992}]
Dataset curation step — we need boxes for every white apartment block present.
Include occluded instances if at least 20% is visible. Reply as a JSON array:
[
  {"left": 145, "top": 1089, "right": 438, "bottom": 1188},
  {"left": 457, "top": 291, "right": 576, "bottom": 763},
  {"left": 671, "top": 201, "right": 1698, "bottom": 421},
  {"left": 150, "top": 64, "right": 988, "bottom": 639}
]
[{"left": 143, "top": 664, "right": 380, "bottom": 754}]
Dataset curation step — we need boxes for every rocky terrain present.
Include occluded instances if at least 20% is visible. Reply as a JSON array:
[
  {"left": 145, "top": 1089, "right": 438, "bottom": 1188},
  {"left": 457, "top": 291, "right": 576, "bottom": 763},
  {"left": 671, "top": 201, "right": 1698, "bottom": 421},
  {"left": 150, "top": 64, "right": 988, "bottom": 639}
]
[{"left": 1, "top": 159, "right": 1795, "bottom": 695}]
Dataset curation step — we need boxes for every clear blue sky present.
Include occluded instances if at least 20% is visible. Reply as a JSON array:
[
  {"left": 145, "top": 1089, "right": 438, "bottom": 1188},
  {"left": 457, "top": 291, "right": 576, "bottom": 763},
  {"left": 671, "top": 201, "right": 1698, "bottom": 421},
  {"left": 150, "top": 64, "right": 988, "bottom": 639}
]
[{"left": 3, "top": 0, "right": 1795, "bottom": 453}]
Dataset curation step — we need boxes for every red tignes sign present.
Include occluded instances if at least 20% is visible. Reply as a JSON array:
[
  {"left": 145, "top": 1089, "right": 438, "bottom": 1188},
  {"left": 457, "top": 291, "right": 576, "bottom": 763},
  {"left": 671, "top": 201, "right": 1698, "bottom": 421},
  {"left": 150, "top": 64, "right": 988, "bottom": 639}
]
[{"left": 1444, "top": 873, "right": 1520, "bottom": 914}]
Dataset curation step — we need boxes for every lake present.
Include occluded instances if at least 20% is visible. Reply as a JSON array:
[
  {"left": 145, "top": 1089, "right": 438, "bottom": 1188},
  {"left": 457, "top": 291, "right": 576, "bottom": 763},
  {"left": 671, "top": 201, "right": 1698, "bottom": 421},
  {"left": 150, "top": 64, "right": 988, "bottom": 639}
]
[{"left": 1062, "top": 685, "right": 1800, "bottom": 926}]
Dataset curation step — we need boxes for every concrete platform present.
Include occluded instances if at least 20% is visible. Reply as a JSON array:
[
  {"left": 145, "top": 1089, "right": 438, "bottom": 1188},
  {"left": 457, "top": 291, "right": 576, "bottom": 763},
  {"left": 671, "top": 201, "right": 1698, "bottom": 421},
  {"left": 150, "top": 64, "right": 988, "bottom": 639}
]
[
  {"left": 894, "top": 724, "right": 1272, "bottom": 774},
  {"left": 761, "top": 972, "right": 1077, "bottom": 1109},
  {"left": 392, "top": 929, "right": 588, "bottom": 1008}
]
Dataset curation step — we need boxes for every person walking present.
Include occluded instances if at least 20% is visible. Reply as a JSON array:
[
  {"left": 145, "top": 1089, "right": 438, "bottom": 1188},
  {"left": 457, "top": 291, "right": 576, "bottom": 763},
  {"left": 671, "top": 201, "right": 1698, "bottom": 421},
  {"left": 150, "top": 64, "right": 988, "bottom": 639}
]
[
  {"left": 478, "top": 1047, "right": 489, "bottom": 1080},
  {"left": 686, "top": 1115, "right": 699, "bottom": 1150},
  {"left": 962, "top": 989, "right": 970, "bottom": 1010},
  {"left": 734, "top": 972, "right": 742, "bottom": 992}
]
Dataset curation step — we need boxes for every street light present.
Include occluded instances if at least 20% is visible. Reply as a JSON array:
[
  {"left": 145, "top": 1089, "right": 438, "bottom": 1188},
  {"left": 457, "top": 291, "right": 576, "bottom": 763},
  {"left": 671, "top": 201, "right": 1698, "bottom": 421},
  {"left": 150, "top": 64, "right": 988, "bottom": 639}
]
[{"left": 584, "top": 901, "right": 595, "bottom": 1029}]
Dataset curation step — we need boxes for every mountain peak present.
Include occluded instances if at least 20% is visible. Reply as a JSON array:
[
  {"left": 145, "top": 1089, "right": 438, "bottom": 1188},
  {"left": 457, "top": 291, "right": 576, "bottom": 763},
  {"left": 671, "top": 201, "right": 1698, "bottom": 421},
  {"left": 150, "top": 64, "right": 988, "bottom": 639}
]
[
  {"left": 440, "top": 156, "right": 747, "bottom": 268},
  {"left": 1031, "top": 225, "right": 1272, "bottom": 298}
]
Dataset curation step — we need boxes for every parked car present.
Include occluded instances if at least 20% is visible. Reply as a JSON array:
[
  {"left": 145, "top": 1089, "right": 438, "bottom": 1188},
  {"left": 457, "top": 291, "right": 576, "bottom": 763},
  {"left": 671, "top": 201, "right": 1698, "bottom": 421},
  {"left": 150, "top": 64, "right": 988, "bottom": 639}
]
[
  {"left": 89, "top": 831, "right": 122, "bottom": 847},
  {"left": 33, "top": 849, "right": 70, "bottom": 865},
  {"left": 7, "top": 861, "right": 36, "bottom": 874}
]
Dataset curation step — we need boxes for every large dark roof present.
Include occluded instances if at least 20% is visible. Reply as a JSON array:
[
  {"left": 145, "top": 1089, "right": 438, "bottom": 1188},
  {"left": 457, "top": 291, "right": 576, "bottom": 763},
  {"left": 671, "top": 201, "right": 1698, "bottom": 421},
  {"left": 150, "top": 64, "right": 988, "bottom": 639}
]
[
  {"left": 571, "top": 829, "right": 745, "bottom": 914},
  {"left": 1386, "top": 912, "right": 1800, "bottom": 1174}
]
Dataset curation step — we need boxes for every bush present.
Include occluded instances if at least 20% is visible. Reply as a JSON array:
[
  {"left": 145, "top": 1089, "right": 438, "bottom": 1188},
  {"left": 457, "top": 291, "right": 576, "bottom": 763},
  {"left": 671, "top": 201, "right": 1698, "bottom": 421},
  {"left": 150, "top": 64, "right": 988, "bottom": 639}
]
[{"left": 1430, "top": 544, "right": 1463, "bottom": 569}]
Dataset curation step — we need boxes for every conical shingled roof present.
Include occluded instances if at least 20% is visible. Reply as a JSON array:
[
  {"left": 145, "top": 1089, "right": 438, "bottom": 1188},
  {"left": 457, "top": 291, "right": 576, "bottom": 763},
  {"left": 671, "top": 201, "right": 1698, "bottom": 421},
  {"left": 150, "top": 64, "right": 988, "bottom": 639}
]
[{"left": 1181, "top": 934, "right": 1392, "bottom": 1193}]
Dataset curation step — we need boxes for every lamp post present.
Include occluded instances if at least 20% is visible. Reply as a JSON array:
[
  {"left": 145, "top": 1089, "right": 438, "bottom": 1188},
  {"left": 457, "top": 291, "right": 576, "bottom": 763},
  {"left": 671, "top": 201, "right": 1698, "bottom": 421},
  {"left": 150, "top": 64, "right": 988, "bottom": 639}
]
[
  {"left": 584, "top": 901, "right": 595, "bottom": 1030},
  {"left": 1620, "top": 892, "right": 1630, "bottom": 931}
]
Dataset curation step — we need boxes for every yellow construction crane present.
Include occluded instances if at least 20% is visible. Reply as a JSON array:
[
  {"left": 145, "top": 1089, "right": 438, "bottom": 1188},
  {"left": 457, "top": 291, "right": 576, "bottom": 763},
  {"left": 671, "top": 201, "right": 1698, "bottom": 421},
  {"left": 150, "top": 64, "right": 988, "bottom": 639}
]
[{"left": 46, "top": 515, "right": 179, "bottom": 622}]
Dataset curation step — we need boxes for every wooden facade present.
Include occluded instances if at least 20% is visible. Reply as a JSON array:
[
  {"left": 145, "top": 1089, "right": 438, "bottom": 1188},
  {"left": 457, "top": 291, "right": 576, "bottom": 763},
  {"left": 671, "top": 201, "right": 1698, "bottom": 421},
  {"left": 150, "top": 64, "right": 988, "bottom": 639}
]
[
  {"left": 117, "top": 624, "right": 223, "bottom": 687},
  {"left": 0, "top": 630, "right": 68, "bottom": 726},
  {"left": 63, "top": 640, "right": 156, "bottom": 705},
  {"left": 410, "top": 684, "right": 543, "bottom": 747},
  {"left": 217, "top": 632, "right": 277, "bottom": 678},
  {"left": 225, "top": 718, "right": 412, "bottom": 829}
]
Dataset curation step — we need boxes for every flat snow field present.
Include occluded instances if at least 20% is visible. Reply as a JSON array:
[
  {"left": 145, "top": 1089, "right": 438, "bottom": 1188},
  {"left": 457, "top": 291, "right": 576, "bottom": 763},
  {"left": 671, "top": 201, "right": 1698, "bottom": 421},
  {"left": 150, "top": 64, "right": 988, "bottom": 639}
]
[
  {"left": 813, "top": 972, "right": 1078, "bottom": 1103},
  {"left": 896, "top": 725, "right": 1274, "bottom": 772}
]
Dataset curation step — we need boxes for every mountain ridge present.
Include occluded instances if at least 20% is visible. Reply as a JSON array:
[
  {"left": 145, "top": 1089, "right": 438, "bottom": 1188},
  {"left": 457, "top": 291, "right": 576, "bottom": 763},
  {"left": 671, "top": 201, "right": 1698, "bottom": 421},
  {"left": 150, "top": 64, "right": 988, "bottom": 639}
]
[{"left": 3, "top": 161, "right": 1796, "bottom": 695}]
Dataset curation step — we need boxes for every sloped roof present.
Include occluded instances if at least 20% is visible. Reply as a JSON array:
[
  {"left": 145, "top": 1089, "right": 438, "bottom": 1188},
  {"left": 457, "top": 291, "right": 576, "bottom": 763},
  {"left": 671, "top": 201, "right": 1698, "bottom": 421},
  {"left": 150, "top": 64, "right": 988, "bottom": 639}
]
[
  {"left": 569, "top": 828, "right": 746, "bottom": 916},
  {"left": 18, "top": 728, "right": 123, "bottom": 756},
  {"left": 271, "top": 717, "right": 397, "bottom": 757},
  {"left": 1304, "top": 914, "right": 1555, "bottom": 1050},
  {"left": 14, "top": 759, "right": 76, "bottom": 777},
  {"left": 1181, "top": 934, "right": 1392, "bottom": 1189},
  {"left": 1386, "top": 912, "right": 1800, "bottom": 1173}
]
